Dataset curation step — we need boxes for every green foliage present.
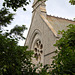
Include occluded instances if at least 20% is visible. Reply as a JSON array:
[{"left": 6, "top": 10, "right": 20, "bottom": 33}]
[
  {"left": 69, "top": 0, "right": 75, "bottom": 5},
  {"left": 0, "top": 34, "right": 33, "bottom": 75},
  {"left": 0, "top": 8, "right": 14, "bottom": 27},
  {"left": 38, "top": 64, "right": 51, "bottom": 75},
  {"left": 8, "top": 25, "right": 27, "bottom": 40},
  {"left": 3, "top": 0, "right": 30, "bottom": 11},
  {"left": 0, "top": 0, "right": 32, "bottom": 75},
  {"left": 51, "top": 24, "right": 75, "bottom": 75}
]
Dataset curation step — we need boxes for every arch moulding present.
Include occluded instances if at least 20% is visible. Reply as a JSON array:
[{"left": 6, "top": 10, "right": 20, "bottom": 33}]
[{"left": 29, "top": 29, "right": 42, "bottom": 50}]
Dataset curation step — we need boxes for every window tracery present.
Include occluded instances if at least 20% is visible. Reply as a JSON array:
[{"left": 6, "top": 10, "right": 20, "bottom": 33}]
[{"left": 34, "top": 40, "right": 43, "bottom": 61}]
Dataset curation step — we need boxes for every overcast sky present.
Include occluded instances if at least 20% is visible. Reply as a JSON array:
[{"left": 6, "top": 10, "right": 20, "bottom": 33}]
[{"left": 0, "top": 0, "right": 75, "bottom": 46}]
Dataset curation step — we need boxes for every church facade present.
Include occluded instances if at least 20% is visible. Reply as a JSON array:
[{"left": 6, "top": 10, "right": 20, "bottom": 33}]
[{"left": 25, "top": 0, "right": 75, "bottom": 65}]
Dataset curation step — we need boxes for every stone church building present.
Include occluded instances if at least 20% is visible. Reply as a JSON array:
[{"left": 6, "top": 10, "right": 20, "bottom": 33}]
[{"left": 25, "top": 0, "right": 75, "bottom": 65}]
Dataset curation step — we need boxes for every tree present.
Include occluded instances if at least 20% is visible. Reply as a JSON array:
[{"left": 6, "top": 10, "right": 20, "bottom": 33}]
[
  {"left": 50, "top": 24, "right": 75, "bottom": 75},
  {"left": 50, "top": 1, "right": 75, "bottom": 74},
  {"left": 0, "top": 35, "right": 33, "bottom": 75},
  {"left": 69, "top": 0, "right": 75, "bottom": 5},
  {"left": 0, "top": 8, "right": 34, "bottom": 75},
  {"left": 0, "top": 0, "right": 49, "bottom": 75}
]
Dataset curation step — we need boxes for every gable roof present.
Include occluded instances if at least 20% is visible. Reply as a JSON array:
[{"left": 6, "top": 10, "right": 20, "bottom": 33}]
[
  {"left": 47, "top": 15, "right": 75, "bottom": 33},
  {"left": 40, "top": 14, "right": 75, "bottom": 37}
]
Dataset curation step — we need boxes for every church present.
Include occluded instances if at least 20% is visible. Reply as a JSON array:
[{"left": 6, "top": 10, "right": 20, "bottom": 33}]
[{"left": 25, "top": 0, "right": 75, "bottom": 65}]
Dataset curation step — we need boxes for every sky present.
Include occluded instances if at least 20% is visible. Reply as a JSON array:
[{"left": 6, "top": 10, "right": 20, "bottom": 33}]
[{"left": 0, "top": 0, "right": 75, "bottom": 46}]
